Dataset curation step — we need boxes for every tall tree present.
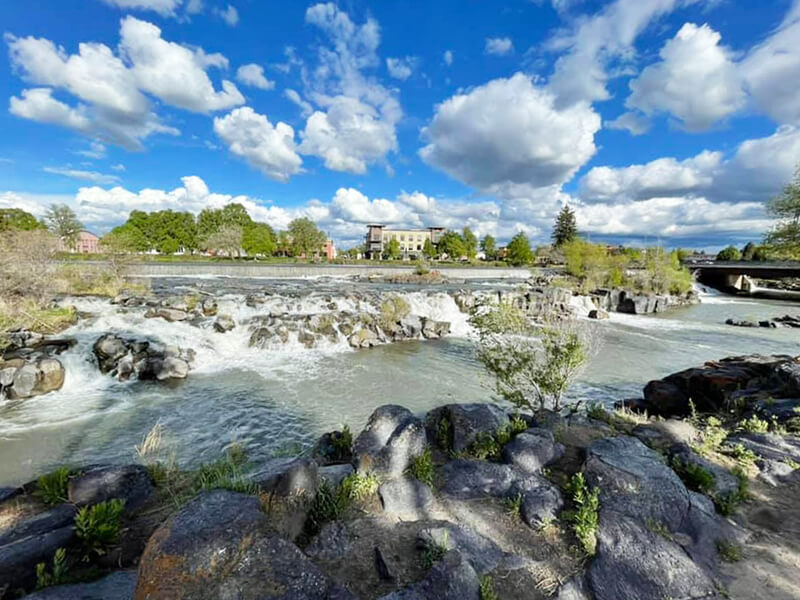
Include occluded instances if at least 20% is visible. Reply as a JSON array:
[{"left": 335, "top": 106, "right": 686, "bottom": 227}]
[
  {"left": 480, "top": 234, "right": 497, "bottom": 260},
  {"left": 716, "top": 245, "right": 742, "bottom": 261},
  {"left": 288, "top": 217, "right": 326, "bottom": 258},
  {"left": 437, "top": 231, "right": 466, "bottom": 260},
  {"left": 0, "top": 208, "right": 45, "bottom": 232},
  {"left": 242, "top": 222, "right": 276, "bottom": 256},
  {"left": 276, "top": 230, "right": 292, "bottom": 257},
  {"left": 552, "top": 204, "right": 578, "bottom": 247},
  {"left": 507, "top": 232, "right": 533, "bottom": 266},
  {"left": 221, "top": 203, "right": 251, "bottom": 228},
  {"left": 462, "top": 227, "right": 478, "bottom": 259},
  {"left": 764, "top": 166, "right": 800, "bottom": 258},
  {"left": 205, "top": 225, "right": 244, "bottom": 258},
  {"left": 44, "top": 204, "right": 82, "bottom": 249},
  {"left": 385, "top": 238, "right": 402, "bottom": 260}
]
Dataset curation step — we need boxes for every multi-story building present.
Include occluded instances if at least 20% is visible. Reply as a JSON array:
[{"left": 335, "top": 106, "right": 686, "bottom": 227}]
[
  {"left": 59, "top": 230, "right": 100, "bottom": 253},
  {"left": 365, "top": 225, "right": 445, "bottom": 259}
]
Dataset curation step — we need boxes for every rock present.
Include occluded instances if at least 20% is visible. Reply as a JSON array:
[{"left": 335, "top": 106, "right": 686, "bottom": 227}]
[
  {"left": 399, "top": 314, "right": 423, "bottom": 338},
  {"left": 426, "top": 403, "right": 509, "bottom": 454},
  {"left": 305, "top": 521, "right": 354, "bottom": 561},
  {"left": 555, "top": 576, "right": 592, "bottom": 600},
  {"left": 144, "top": 307, "right": 189, "bottom": 322},
  {"left": 417, "top": 524, "right": 514, "bottom": 575},
  {"left": 668, "top": 443, "right": 741, "bottom": 498},
  {"left": 349, "top": 328, "right": 379, "bottom": 348},
  {"left": 319, "top": 463, "right": 354, "bottom": 488},
  {"left": 631, "top": 419, "right": 699, "bottom": 452},
  {"left": 249, "top": 457, "right": 319, "bottom": 498},
  {"left": 377, "top": 551, "right": 480, "bottom": 600},
  {"left": 502, "top": 428, "right": 564, "bottom": 475},
  {"left": 212, "top": 314, "right": 235, "bottom": 333},
  {"left": 134, "top": 490, "right": 350, "bottom": 600},
  {"left": 313, "top": 430, "right": 354, "bottom": 465},
  {"left": 421, "top": 318, "right": 451, "bottom": 339},
  {"left": 92, "top": 334, "right": 192, "bottom": 382},
  {"left": 68, "top": 465, "right": 153, "bottom": 510},
  {"left": 354, "top": 405, "right": 427, "bottom": 478},
  {"left": 726, "top": 318, "right": 757, "bottom": 328},
  {"left": 0, "top": 504, "right": 76, "bottom": 592},
  {"left": 727, "top": 432, "right": 800, "bottom": 485},
  {"left": 588, "top": 308, "right": 609, "bottom": 320},
  {"left": 26, "top": 570, "right": 138, "bottom": 600},
  {"left": 201, "top": 297, "right": 218, "bottom": 317},
  {"left": 2, "top": 358, "right": 66, "bottom": 400},
  {"left": 519, "top": 479, "right": 563, "bottom": 528},
  {"left": 379, "top": 478, "right": 439, "bottom": 520},
  {"left": 93, "top": 334, "right": 128, "bottom": 369},
  {"left": 440, "top": 460, "right": 547, "bottom": 502}
]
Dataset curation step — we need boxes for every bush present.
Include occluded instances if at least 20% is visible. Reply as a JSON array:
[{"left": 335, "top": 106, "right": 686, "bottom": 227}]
[
  {"left": 409, "top": 449, "right": 434, "bottom": 487},
  {"left": 738, "top": 415, "right": 769, "bottom": 434},
  {"left": 75, "top": 499, "right": 126, "bottom": 559},
  {"left": 35, "top": 467, "right": 71, "bottom": 505},
  {"left": 671, "top": 457, "right": 715, "bottom": 494},
  {"left": 35, "top": 548, "right": 69, "bottom": 589}
]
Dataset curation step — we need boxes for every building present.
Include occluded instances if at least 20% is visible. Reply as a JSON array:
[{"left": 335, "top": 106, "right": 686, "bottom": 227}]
[
  {"left": 365, "top": 225, "right": 445, "bottom": 259},
  {"left": 323, "top": 239, "right": 337, "bottom": 261},
  {"left": 60, "top": 230, "right": 100, "bottom": 253}
]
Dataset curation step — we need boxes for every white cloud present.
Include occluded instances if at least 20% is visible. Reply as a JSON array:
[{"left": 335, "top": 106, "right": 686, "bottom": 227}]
[
  {"left": 386, "top": 57, "right": 416, "bottom": 80},
  {"left": 606, "top": 111, "right": 651, "bottom": 135},
  {"left": 284, "top": 89, "right": 313, "bottom": 117},
  {"left": 420, "top": 73, "right": 601, "bottom": 192},
  {"left": 99, "top": 0, "right": 182, "bottom": 16},
  {"left": 331, "top": 187, "right": 405, "bottom": 224},
  {"left": 43, "top": 166, "right": 122, "bottom": 185},
  {"left": 626, "top": 23, "right": 744, "bottom": 131},
  {"left": 444, "top": 50, "right": 453, "bottom": 66},
  {"left": 215, "top": 4, "right": 239, "bottom": 26},
  {"left": 9, "top": 88, "right": 91, "bottom": 133},
  {"left": 111, "top": 164, "right": 126, "bottom": 172},
  {"left": 119, "top": 16, "right": 244, "bottom": 113},
  {"left": 740, "top": 1, "right": 800, "bottom": 125},
  {"left": 236, "top": 64, "right": 275, "bottom": 90},
  {"left": 76, "top": 141, "right": 107, "bottom": 159},
  {"left": 0, "top": 191, "right": 51, "bottom": 216},
  {"left": 485, "top": 37, "right": 513, "bottom": 56},
  {"left": 213, "top": 107, "right": 303, "bottom": 182}
]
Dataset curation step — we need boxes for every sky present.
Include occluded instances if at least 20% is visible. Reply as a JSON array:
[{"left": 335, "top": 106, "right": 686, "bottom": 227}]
[{"left": 1, "top": 0, "right": 799, "bottom": 251}]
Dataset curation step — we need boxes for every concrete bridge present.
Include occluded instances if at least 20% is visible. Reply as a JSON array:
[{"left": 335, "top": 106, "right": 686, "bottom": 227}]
[{"left": 685, "top": 261, "right": 800, "bottom": 298}]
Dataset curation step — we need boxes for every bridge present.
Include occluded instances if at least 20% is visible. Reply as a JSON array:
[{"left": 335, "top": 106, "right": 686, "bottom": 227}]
[{"left": 684, "top": 260, "right": 800, "bottom": 296}]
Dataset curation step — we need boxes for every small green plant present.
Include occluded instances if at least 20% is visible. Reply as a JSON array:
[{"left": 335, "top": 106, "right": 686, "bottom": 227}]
[
  {"left": 409, "top": 449, "right": 434, "bottom": 487},
  {"left": 340, "top": 471, "right": 380, "bottom": 502},
  {"left": 305, "top": 482, "right": 349, "bottom": 537},
  {"left": 785, "top": 458, "right": 800, "bottom": 470},
  {"left": 509, "top": 413, "right": 528, "bottom": 436},
  {"left": 587, "top": 402, "right": 612, "bottom": 424},
  {"left": 421, "top": 532, "right": 449, "bottom": 568},
  {"left": 695, "top": 416, "right": 727, "bottom": 456},
  {"left": 436, "top": 415, "right": 452, "bottom": 451},
  {"left": 192, "top": 443, "right": 257, "bottom": 495},
  {"left": 505, "top": 492, "right": 523, "bottom": 519},
  {"left": 479, "top": 575, "right": 499, "bottom": 600},
  {"left": 35, "top": 467, "right": 71, "bottom": 505},
  {"left": 645, "top": 518, "right": 674, "bottom": 541},
  {"left": 563, "top": 472, "right": 600, "bottom": 555},
  {"left": 715, "top": 467, "right": 750, "bottom": 516},
  {"left": 716, "top": 540, "right": 742, "bottom": 562},
  {"left": 725, "top": 443, "right": 758, "bottom": 468},
  {"left": 672, "top": 457, "right": 715, "bottom": 494},
  {"left": 738, "top": 415, "right": 769, "bottom": 434},
  {"left": 75, "top": 499, "right": 126, "bottom": 559},
  {"left": 35, "top": 548, "right": 69, "bottom": 589},
  {"left": 469, "top": 433, "right": 503, "bottom": 461},
  {"left": 688, "top": 399, "right": 700, "bottom": 426},
  {"left": 331, "top": 425, "right": 353, "bottom": 455}
]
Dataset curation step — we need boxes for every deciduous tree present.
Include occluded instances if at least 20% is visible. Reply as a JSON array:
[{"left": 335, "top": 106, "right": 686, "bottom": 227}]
[
  {"left": 44, "top": 204, "right": 82, "bottom": 249},
  {"left": 288, "top": 218, "right": 326, "bottom": 258},
  {"left": 506, "top": 232, "right": 533, "bottom": 266}
]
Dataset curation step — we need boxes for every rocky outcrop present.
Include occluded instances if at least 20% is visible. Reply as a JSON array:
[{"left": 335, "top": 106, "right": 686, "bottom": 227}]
[
  {"left": 0, "top": 357, "right": 65, "bottom": 400},
  {"left": 353, "top": 405, "right": 427, "bottom": 478},
  {"left": 26, "top": 571, "right": 137, "bottom": 600},
  {"left": 68, "top": 464, "right": 153, "bottom": 510},
  {"left": 92, "top": 334, "right": 194, "bottom": 381},
  {"left": 727, "top": 314, "right": 800, "bottom": 328},
  {"left": 425, "top": 403, "right": 510, "bottom": 454}
]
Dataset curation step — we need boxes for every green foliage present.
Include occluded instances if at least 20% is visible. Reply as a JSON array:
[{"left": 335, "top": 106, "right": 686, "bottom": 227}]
[
  {"left": 436, "top": 415, "right": 452, "bottom": 451},
  {"left": 331, "top": 425, "right": 353, "bottom": 456},
  {"left": 694, "top": 416, "right": 728, "bottom": 456},
  {"left": 469, "top": 433, "right": 503, "bottom": 461},
  {"left": 738, "top": 415, "right": 769, "bottom": 434},
  {"left": 437, "top": 230, "right": 466, "bottom": 260},
  {"left": 716, "top": 540, "right": 742, "bottom": 562},
  {"left": 644, "top": 248, "right": 694, "bottom": 295},
  {"left": 671, "top": 457, "right": 715, "bottom": 494},
  {"left": 725, "top": 443, "right": 758, "bottom": 468},
  {"left": 35, "top": 467, "right": 71, "bottom": 505},
  {"left": 505, "top": 492, "right": 523, "bottom": 519},
  {"left": 192, "top": 443, "right": 256, "bottom": 495},
  {"left": 563, "top": 472, "right": 600, "bottom": 556},
  {"left": 385, "top": 238, "right": 402, "bottom": 260},
  {"left": 423, "top": 238, "right": 436, "bottom": 259},
  {"left": 305, "top": 472, "right": 380, "bottom": 537},
  {"left": 0, "top": 208, "right": 45, "bottom": 232},
  {"left": 462, "top": 227, "right": 478, "bottom": 259},
  {"left": 35, "top": 548, "right": 69, "bottom": 590},
  {"left": 242, "top": 222, "right": 276, "bottom": 256},
  {"left": 421, "top": 532, "right": 449, "bottom": 568},
  {"left": 552, "top": 204, "right": 578, "bottom": 247},
  {"left": 288, "top": 217, "right": 327, "bottom": 258},
  {"left": 204, "top": 225, "right": 244, "bottom": 258},
  {"left": 339, "top": 471, "right": 381, "bottom": 502},
  {"left": 379, "top": 295, "right": 411, "bottom": 330},
  {"left": 715, "top": 467, "right": 749, "bottom": 516},
  {"left": 469, "top": 299, "right": 529, "bottom": 335},
  {"left": 716, "top": 246, "right": 742, "bottom": 261},
  {"left": 479, "top": 575, "right": 499, "bottom": 600},
  {"left": 75, "top": 499, "right": 126, "bottom": 559},
  {"left": 409, "top": 449, "right": 434, "bottom": 487},
  {"left": 480, "top": 234, "right": 497, "bottom": 260},
  {"left": 45, "top": 204, "right": 82, "bottom": 248},
  {"left": 764, "top": 165, "right": 800, "bottom": 259},
  {"left": 506, "top": 231, "right": 533, "bottom": 266}
]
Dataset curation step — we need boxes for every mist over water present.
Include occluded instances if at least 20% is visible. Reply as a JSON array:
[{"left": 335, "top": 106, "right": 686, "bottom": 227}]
[{"left": 1, "top": 277, "right": 798, "bottom": 486}]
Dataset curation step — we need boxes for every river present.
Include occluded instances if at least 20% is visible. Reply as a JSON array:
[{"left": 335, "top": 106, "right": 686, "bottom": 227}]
[{"left": 1, "top": 277, "right": 798, "bottom": 486}]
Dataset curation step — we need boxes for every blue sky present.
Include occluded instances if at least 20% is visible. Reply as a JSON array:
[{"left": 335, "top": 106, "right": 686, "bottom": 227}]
[{"left": 1, "top": 0, "right": 799, "bottom": 250}]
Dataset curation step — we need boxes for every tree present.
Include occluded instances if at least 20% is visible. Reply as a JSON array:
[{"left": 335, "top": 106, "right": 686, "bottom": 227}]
[
  {"left": 423, "top": 238, "right": 436, "bottom": 259},
  {"left": 437, "top": 231, "right": 466, "bottom": 260},
  {"left": 764, "top": 166, "right": 800, "bottom": 259},
  {"left": 0, "top": 208, "right": 45, "bottom": 232},
  {"left": 716, "top": 245, "right": 742, "bottom": 261},
  {"left": 276, "top": 230, "right": 292, "bottom": 257},
  {"left": 462, "top": 227, "right": 478, "bottom": 259},
  {"left": 741, "top": 242, "right": 756, "bottom": 261},
  {"left": 221, "top": 203, "right": 251, "bottom": 228},
  {"left": 205, "top": 225, "right": 243, "bottom": 258},
  {"left": 480, "top": 234, "right": 497, "bottom": 260},
  {"left": 45, "top": 204, "right": 82, "bottom": 249},
  {"left": 385, "top": 238, "right": 402, "bottom": 260},
  {"left": 242, "top": 222, "right": 276, "bottom": 257},
  {"left": 506, "top": 232, "right": 533, "bottom": 266},
  {"left": 288, "top": 218, "right": 326, "bottom": 258},
  {"left": 552, "top": 205, "right": 578, "bottom": 247}
]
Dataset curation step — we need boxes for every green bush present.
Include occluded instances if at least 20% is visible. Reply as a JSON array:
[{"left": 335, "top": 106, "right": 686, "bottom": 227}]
[
  {"left": 479, "top": 575, "right": 499, "bottom": 600},
  {"left": 35, "top": 467, "right": 71, "bottom": 505},
  {"left": 563, "top": 472, "right": 600, "bottom": 555},
  {"left": 35, "top": 548, "right": 69, "bottom": 589},
  {"left": 75, "top": 499, "right": 126, "bottom": 559},
  {"left": 409, "top": 449, "right": 434, "bottom": 487},
  {"left": 671, "top": 457, "right": 715, "bottom": 494},
  {"left": 738, "top": 415, "right": 769, "bottom": 434},
  {"left": 716, "top": 539, "right": 742, "bottom": 562}
]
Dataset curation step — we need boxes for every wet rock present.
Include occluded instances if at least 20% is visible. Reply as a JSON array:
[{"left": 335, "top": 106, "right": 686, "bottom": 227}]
[
  {"left": 354, "top": 405, "right": 427, "bottom": 478},
  {"left": 1, "top": 357, "right": 65, "bottom": 400},
  {"left": 92, "top": 334, "right": 192, "bottom": 382},
  {"left": 421, "top": 318, "right": 450, "bottom": 339},
  {"left": 26, "top": 570, "right": 138, "bottom": 600},
  {"left": 135, "top": 490, "right": 350, "bottom": 600},
  {"left": 0, "top": 505, "right": 76, "bottom": 592},
  {"left": 313, "top": 430, "right": 354, "bottom": 465},
  {"left": 502, "top": 428, "right": 564, "bottom": 474},
  {"left": 68, "top": 464, "right": 153, "bottom": 510},
  {"left": 201, "top": 297, "right": 218, "bottom": 317},
  {"left": 399, "top": 314, "right": 423, "bottom": 338},
  {"left": 588, "top": 308, "right": 609, "bottom": 319},
  {"left": 213, "top": 314, "right": 235, "bottom": 333},
  {"left": 144, "top": 307, "right": 189, "bottom": 322},
  {"left": 379, "top": 478, "right": 438, "bottom": 520},
  {"left": 349, "top": 328, "right": 379, "bottom": 348},
  {"left": 426, "top": 403, "right": 509, "bottom": 454}
]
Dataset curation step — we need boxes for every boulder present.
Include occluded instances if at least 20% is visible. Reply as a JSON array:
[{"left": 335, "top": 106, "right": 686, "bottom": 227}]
[
  {"left": 399, "top": 314, "right": 423, "bottom": 338},
  {"left": 249, "top": 457, "right": 319, "bottom": 498},
  {"left": 0, "top": 504, "right": 77, "bottom": 592},
  {"left": 379, "top": 478, "right": 439, "bottom": 521},
  {"left": 668, "top": 443, "right": 741, "bottom": 498},
  {"left": 502, "top": 428, "right": 564, "bottom": 475},
  {"left": 144, "top": 307, "right": 189, "bottom": 322},
  {"left": 213, "top": 314, "right": 235, "bottom": 333},
  {"left": 377, "top": 551, "right": 480, "bottom": 600},
  {"left": 92, "top": 334, "right": 193, "bottom": 382},
  {"left": 726, "top": 432, "right": 800, "bottom": 485},
  {"left": 426, "top": 403, "right": 509, "bottom": 454},
  {"left": 354, "top": 405, "right": 427, "bottom": 478},
  {"left": 26, "top": 571, "right": 138, "bottom": 600},
  {"left": 319, "top": 464, "right": 355, "bottom": 488},
  {"left": 134, "top": 490, "right": 351, "bottom": 600},
  {"left": 1, "top": 357, "right": 66, "bottom": 400},
  {"left": 201, "top": 297, "right": 218, "bottom": 317},
  {"left": 519, "top": 479, "right": 563, "bottom": 528},
  {"left": 421, "top": 319, "right": 451, "bottom": 339},
  {"left": 68, "top": 464, "right": 153, "bottom": 510},
  {"left": 588, "top": 308, "right": 609, "bottom": 320},
  {"left": 312, "top": 430, "right": 354, "bottom": 465},
  {"left": 349, "top": 328, "right": 379, "bottom": 349}
]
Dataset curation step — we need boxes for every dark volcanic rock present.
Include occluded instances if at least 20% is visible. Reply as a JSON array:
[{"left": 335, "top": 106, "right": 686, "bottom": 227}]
[
  {"left": 354, "top": 405, "right": 427, "bottom": 478},
  {"left": 68, "top": 464, "right": 153, "bottom": 510},
  {"left": 377, "top": 551, "right": 480, "bottom": 600},
  {"left": 425, "top": 403, "right": 509, "bottom": 453},
  {"left": 26, "top": 570, "right": 138, "bottom": 599},
  {"left": 502, "top": 428, "right": 564, "bottom": 475}
]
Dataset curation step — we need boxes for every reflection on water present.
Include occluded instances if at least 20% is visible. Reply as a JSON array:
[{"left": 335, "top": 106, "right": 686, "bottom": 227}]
[{"left": 1, "top": 281, "right": 798, "bottom": 486}]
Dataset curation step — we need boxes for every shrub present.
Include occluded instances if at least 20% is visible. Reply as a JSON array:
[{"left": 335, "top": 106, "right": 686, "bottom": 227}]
[
  {"left": 35, "top": 467, "right": 71, "bottom": 506},
  {"left": 331, "top": 425, "right": 353, "bottom": 455},
  {"left": 715, "top": 467, "right": 749, "bottom": 516},
  {"left": 505, "top": 492, "right": 523, "bottom": 519},
  {"left": 75, "top": 499, "right": 126, "bottom": 559},
  {"left": 409, "top": 449, "right": 434, "bottom": 487},
  {"left": 563, "top": 472, "right": 600, "bottom": 556},
  {"left": 469, "top": 433, "right": 503, "bottom": 461},
  {"left": 738, "top": 415, "right": 769, "bottom": 434},
  {"left": 671, "top": 457, "right": 715, "bottom": 494},
  {"left": 339, "top": 472, "right": 380, "bottom": 502},
  {"left": 716, "top": 540, "right": 742, "bottom": 562},
  {"left": 421, "top": 532, "right": 449, "bottom": 568},
  {"left": 479, "top": 575, "right": 499, "bottom": 600},
  {"left": 35, "top": 548, "right": 69, "bottom": 589}
]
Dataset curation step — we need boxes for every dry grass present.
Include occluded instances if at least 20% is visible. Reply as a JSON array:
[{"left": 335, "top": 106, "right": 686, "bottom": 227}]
[{"left": 0, "top": 298, "right": 77, "bottom": 335}]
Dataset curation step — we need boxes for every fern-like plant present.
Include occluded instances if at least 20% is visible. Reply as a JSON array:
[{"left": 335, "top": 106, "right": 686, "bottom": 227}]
[
  {"left": 75, "top": 499, "right": 126, "bottom": 559},
  {"left": 35, "top": 548, "right": 69, "bottom": 589},
  {"left": 35, "top": 467, "right": 70, "bottom": 505}
]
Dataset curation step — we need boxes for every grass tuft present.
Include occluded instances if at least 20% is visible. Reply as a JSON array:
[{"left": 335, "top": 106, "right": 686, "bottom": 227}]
[
  {"left": 479, "top": 575, "right": 499, "bottom": 600},
  {"left": 716, "top": 539, "right": 742, "bottom": 562},
  {"left": 409, "top": 449, "right": 434, "bottom": 487},
  {"left": 421, "top": 532, "right": 449, "bottom": 569}
]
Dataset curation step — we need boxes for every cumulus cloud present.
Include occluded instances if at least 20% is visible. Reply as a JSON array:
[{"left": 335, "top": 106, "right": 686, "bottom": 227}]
[
  {"left": 485, "top": 37, "right": 513, "bottom": 56},
  {"left": 43, "top": 166, "right": 122, "bottom": 185},
  {"left": 420, "top": 73, "right": 601, "bottom": 192},
  {"left": 626, "top": 23, "right": 744, "bottom": 131},
  {"left": 284, "top": 89, "right": 313, "bottom": 117},
  {"left": 213, "top": 107, "right": 303, "bottom": 182},
  {"left": 236, "top": 64, "right": 274, "bottom": 90},
  {"left": 386, "top": 57, "right": 417, "bottom": 80},
  {"left": 9, "top": 88, "right": 91, "bottom": 133}
]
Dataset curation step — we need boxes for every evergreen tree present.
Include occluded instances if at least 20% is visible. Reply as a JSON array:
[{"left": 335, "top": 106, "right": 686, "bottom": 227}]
[
  {"left": 480, "top": 234, "right": 497, "bottom": 260},
  {"left": 552, "top": 205, "right": 578, "bottom": 247},
  {"left": 507, "top": 232, "right": 533, "bottom": 266}
]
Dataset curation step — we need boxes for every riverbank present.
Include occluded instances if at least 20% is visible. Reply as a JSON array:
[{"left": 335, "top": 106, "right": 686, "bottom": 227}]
[{"left": 1, "top": 354, "right": 799, "bottom": 599}]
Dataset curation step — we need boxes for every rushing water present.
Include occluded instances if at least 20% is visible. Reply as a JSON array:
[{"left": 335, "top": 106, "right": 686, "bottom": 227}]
[{"left": 1, "top": 277, "right": 798, "bottom": 486}]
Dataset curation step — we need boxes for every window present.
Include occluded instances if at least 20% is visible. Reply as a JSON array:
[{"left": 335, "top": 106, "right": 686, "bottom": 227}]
[{"left": 400, "top": 234, "right": 405, "bottom": 241}]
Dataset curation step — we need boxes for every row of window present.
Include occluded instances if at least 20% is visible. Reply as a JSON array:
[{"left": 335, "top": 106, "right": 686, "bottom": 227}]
[{"left": 385, "top": 233, "right": 427, "bottom": 242}]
